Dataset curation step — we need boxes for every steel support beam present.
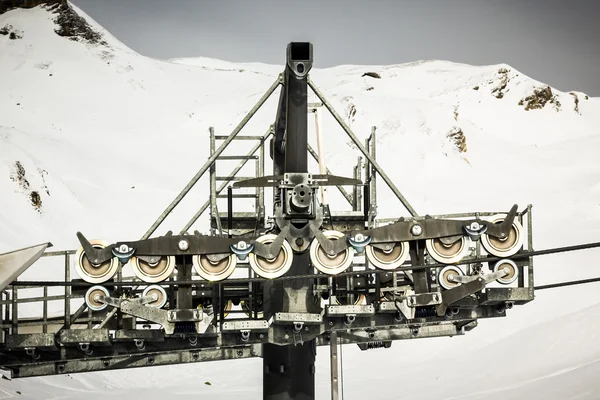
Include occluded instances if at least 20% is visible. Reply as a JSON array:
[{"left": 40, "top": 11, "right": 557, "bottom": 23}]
[
  {"left": 142, "top": 76, "right": 282, "bottom": 239},
  {"left": 263, "top": 42, "right": 317, "bottom": 400},
  {"left": 308, "top": 77, "right": 418, "bottom": 217}
]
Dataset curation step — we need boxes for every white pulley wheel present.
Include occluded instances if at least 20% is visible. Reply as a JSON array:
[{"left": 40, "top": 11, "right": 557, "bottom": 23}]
[
  {"left": 85, "top": 285, "right": 109, "bottom": 311},
  {"left": 493, "top": 259, "right": 519, "bottom": 285},
  {"left": 438, "top": 266, "right": 465, "bottom": 290},
  {"left": 249, "top": 234, "right": 294, "bottom": 279},
  {"left": 481, "top": 214, "right": 524, "bottom": 257},
  {"left": 75, "top": 240, "right": 120, "bottom": 284},
  {"left": 142, "top": 285, "right": 168, "bottom": 308},
  {"left": 426, "top": 236, "right": 471, "bottom": 264},
  {"left": 192, "top": 254, "right": 237, "bottom": 282},
  {"left": 365, "top": 242, "right": 409, "bottom": 270},
  {"left": 129, "top": 255, "right": 176, "bottom": 283},
  {"left": 310, "top": 230, "right": 354, "bottom": 275}
]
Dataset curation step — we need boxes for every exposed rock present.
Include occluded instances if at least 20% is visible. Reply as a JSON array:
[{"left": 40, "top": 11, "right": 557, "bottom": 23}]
[
  {"left": 0, "top": 0, "right": 62, "bottom": 15},
  {"left": 472, "top": 86, "right": 479, "bottom": 90},
  {"left": 10, "top": 161, "right": 29, "bottom": 190},
  {"left": 362, "top": 72, "right": 381, "bottom": 79},
  {"left": 0, "top": 0, "right": 107, "bottom": 45},
  {"left": 0, "top": 24, "right": 23, "bottom": 39},
  {"left": 30, "top": 191, "right": 42, "bottom": 212},
  {"left": 518, "top": 86, "right": 561, "bottom": 111},
  {"left": 52, "top": 2, "right": 106, "bottom": 44},
  {"left": 366, "top": 86, "right": 374, "bottom": 91},
  {"left": 569, "top": 92, "right": 580, "bottom": 114},
  {"left": 447, "top": 127, "right": 467, "bottom": 153},
  {"left": 491, "top": 68, "right": 510, "bottom": 99}
]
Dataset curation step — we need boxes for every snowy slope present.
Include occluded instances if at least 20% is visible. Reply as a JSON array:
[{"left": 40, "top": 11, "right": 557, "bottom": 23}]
[{"left": 1, "top": 2, "right": 600, "bottom": 399}]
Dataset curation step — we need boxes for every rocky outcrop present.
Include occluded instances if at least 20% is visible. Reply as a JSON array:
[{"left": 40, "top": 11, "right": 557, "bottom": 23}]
[
  {"left": 0, "top": 0, "right": 63, "bottom": 14},
  {"left": 518, "top": 86, "right": 561, "bottom": 111},
  {"left": 0, "top": 0, "right": 106, "bottom": 45},
  {"left": 447, "top": 127, "right": 467, "bottom": 153}
]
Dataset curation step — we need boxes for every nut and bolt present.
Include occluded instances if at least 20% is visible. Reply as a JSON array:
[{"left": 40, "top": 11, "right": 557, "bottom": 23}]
[
  {"left": 237, "top": 241, "right": 247, "bottom": 250},
  {"left": 178, "top": 239, "right": 189, "bottom": 251},
  {"left": 411, "top": 225, "right": 423, "bottom": 236},
  {"left": 354, "top": 233, "right": 365, "bottom": 242}
]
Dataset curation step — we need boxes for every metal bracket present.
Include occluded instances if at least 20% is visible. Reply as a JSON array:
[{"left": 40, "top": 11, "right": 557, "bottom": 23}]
[
  {"left": 309, "top": 225, "right": 349, "bottom": 256},
  {"left": 379, "top": 300, "right": 414, "bottom": 320},
  {"left": 222, "top": 320, "right": 269, "bottom": 332},
  {"left": 274, "top": 312, "right": 322, "bottom": 324},
  {"left": 406, "top": 292, "right": 442, "bottom": 308},
  {"left": 253, "top": 225, "right": 290, "bottom": 259},
  {"left": 326, "top": 304, "right": 374, "bottom": 316}
]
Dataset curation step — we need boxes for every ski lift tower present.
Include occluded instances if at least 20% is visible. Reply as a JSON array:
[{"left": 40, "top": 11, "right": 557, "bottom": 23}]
[{"left": 9, "top": 42, "right": 599, "bottom": 400}]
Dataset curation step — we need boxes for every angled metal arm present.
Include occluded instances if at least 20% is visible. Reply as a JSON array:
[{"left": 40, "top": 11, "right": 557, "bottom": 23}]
[
  {"left": 142, "top": 75, "right": 283, "bottom": 240},
  {"left": 308, "top": 77, "right": 418, "bottom": 217}
]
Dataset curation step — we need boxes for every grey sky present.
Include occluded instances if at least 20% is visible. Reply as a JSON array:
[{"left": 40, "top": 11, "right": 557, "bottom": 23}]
[{"left": 71, "top": 0, "right": 600, "bottom": 96}]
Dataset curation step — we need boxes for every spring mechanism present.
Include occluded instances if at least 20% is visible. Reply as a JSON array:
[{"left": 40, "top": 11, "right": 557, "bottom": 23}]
[
  {"left": 414, "top": 307, "right": 437, "bottom": 319},
  {"left": 174, "top": 322, "right": 197, "bottom": 335},
  {"left": 358, "top": 341, "right": 392, "bottom": 351}
]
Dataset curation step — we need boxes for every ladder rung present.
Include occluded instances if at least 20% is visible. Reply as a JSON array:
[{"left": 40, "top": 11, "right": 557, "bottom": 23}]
[
  {"left": 217, "top": 155, "right": 258, "bottom": 160},
  {"left": 215, "top": 176, "right": 256, "bottom": 181},
  {"left": 214, "top": 135, "right": 264, "bottom": 141},
  {"left": 217, "top": 194, "right": 258, "bottom": 198}
]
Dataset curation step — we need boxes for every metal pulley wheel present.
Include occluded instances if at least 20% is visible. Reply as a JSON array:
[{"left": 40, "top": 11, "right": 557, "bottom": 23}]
[
  {"left": 365, "top": 242, "right": 409, "bottom": 270},
  {"left": 310, "top": 230, "right": 354, "bottom": 275},
  {"left": 426, "top": 236, "right": 471, "bottom": 264},
  {"left": 129, "top": 255, "right": 176, "bottom": 283},
  {"left": 438, "top": 265, "right": 465, "bottom": 290},
  {"left": 480, "top": 214, "right": 524, "bottom": 257},
  {"left": 142, "top": 285, "right": 168, "bottom": 308},
  {"left": 192, "top": 254, "right": 237, "bottom": 282},
  {"left": 492, "top": 259, "right": 519, "bottom": 285},
  {"left": 248, "top": 234, "right": 293, "bottom": 279},
  {"left": 75, "top": 239, "right": 119, "bottom": 284},
  {"left": 85, "top": 285, "right": 109, "bottom": 311}
]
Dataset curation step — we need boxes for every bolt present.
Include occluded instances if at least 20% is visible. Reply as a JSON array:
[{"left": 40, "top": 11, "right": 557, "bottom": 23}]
[
  {"left": 354, "top": 233, "right": 365, "bottom": 242},
  {"left": 237, "top": 241, "right": 247, "bottom": 250},
  {"left": 470, "top": 222, "right": 480, "bottom": 231},
  {"left": 411, "top": 224, "right": 423, "bottom": 236},
  {"left": 237, "top": 349, "right": 243, "bottom": 357},
  {"left": 178, "top": 239, "right": 189, "bottom": 251},
  {"left": 119, "top": 244, "right": 129, "bottom": 253}
]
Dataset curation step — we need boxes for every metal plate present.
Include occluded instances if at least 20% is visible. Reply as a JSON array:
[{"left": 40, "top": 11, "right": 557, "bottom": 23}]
[
  {"left": 167, "top": 309, "right": 203, "bottom": 322},
  {"left": 222, "top": 320, "right": 269, "bottom": 331},
  {"left": 407, "top": 292, "right": 442, "bottom": 307},
  {"left": 59, "top": 329, "right": 110, "bottom": 344},
  {"left": 274, "top": 312, "right": 322, "bottom": 324},
  {"left": 6, "top": 333, "right": 56, "bottom": 349},
  {"left": 326, "top": 305, "right": 374, "bottom": 316}
]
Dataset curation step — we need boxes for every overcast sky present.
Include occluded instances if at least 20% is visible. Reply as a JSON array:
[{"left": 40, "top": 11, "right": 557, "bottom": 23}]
[{"left": 71, "top": 0, "right": 599, "bottom": 96}]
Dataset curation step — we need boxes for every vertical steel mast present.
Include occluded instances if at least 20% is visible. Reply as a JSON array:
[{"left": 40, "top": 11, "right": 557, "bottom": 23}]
[{"left": 263, "top": 42, "right": 317, "bottom": 400}]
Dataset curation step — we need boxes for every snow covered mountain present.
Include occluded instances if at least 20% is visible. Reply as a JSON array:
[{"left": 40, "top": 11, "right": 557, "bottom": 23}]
[{"left": 1, "top": 2, "right": 600, "bottom": 399}]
